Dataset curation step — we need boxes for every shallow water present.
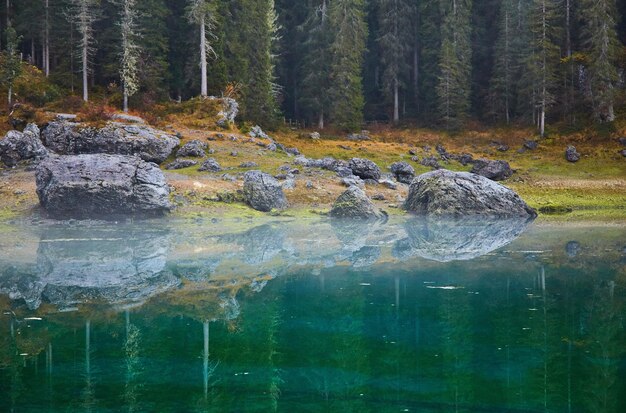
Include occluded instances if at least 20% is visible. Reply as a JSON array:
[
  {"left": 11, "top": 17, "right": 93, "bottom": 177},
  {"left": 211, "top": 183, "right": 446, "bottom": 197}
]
[{"left": 0, "top": 217, "right": 625, "bottom": 412}]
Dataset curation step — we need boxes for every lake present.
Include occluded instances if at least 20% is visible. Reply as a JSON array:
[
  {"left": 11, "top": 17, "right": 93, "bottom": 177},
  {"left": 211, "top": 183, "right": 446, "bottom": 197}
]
[{"left": 0, "top": 217, "right": 624, "bottom": 412}]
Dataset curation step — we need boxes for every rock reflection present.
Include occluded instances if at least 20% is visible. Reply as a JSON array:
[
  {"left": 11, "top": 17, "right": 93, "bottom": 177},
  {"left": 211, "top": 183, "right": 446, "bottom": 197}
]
[{"left": 399, "top": 217, "right": 531, "bottom": 262}]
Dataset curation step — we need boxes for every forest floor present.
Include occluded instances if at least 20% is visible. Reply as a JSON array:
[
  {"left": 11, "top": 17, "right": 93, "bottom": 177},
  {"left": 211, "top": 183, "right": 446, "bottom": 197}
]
[{"left": 0, "top": 112, "right": 625, "bottom": 223}]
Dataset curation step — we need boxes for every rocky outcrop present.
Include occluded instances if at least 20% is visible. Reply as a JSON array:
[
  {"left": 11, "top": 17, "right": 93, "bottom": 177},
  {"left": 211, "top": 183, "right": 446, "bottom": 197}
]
[
  {"left": 329, "top": 186, "right": 386, "bottom": 219},
  {"left": 176, "top": 140, "right": 207, "bottom": 157},
  {"left": 0, "top": 124, "right": 49, "bottom": 167},
  {"left": 349, "top": 158, "right": 381, "bottom": 180},
  {"left": 389, "top": 161, "right": 415, "bottom": 184},
  {"left": 36, "top": 154, "right": 172, "bottom": 218},
  {"left": 404, "top": 169, "right": 537, "bottom": 218},
  {"left": 471, "top": 159, "right": 513, "bottom": 181},
  {"left": 565, "top": 145, "right": 580, "bottom": 163},
  {"left": 243, "top": 170, "right": 288, "bottom": 212},
  {"left": 41, "top": 121, "right": 180, "bottom": 164},
  {"left": 216, "top": 97, "right": 239, "bottom": 127}
]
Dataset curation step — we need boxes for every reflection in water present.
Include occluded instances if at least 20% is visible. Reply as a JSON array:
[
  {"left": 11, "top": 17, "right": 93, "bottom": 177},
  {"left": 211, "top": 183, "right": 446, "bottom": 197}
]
[{"left": 0, "top": 219, "right": 625, "bottom": 412}]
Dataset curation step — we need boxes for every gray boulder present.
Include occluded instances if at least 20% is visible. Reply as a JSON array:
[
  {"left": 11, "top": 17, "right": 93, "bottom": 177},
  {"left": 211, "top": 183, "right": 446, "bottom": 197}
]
[
  {"left": 420, "top": 156, "right": 441, "bottom": 169},
  {"left": 216, "top": 97, "right": 239, "bottom": 127},
  {"left": 199, "top": 158, "right": 222, "bottom": 172},
  {"left": 471, "top": 159, "right": 513, "bottom": 181},
  {"left": 524, "top": 140, "right": 538, "bottom": 150},
  {"left": 349, "top": 157, "right": 381, "bottom": 180},
  {"left": 329, "top": 186, "right": 386, "bottom": 219},
  {"left": 36, "top": 154, "right": 172, "bottom": 218},
  {"left": 176, "top": 139, "right": 207, "bottom": 157},
  {"left": 243, "top": 170, "right": 288, "bottom": 212},
  {"left": 0, "top": 123, "right": 49, "bottom": 167},
  {"left": 389, "top": 161, "right": 415, "bottom": 184},
  {"left": 404, "top": 169, "right": 537, "bottom": 218},
  {"left": 166, "top": 158, "right": 198, "bottom": 170},
  {"left": 41, "top": 121, "right": 180, "bottom": 164},
  {"left": 565, "top": 145, "right": 580, "bottom": 163}
]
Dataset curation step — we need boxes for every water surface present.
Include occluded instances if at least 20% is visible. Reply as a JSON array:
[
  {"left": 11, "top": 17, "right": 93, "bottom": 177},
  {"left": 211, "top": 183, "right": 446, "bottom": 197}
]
[{"left": 0, "top": 218, "right": 624, "bottom": 412}]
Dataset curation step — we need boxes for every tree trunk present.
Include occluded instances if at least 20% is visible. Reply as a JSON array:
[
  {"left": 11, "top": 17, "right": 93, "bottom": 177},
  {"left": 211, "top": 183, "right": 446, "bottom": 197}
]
[
  {"left": 8, "top": 86, "right": 11, "bottom": 107},
  {"left": 123, "top": 88, "right": 129, "bottom": 112},
  {"left": 82, "top": 31, "right": 88, "bottom": 102},
  {"left": 200, "top": 14, "right": 208, "bottom": 97},
  {"left": 44, "top": 0, "right": 50, "bottom": 77},
  {"left": 393, "top": 78, "right": 399, "bottom": 124},
  {"left": 318, "top": 111, "right": 324, "bottom": 129}
]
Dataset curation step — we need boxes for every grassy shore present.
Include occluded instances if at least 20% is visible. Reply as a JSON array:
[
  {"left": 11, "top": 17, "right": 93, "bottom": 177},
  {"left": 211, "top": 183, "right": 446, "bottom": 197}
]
[{"left": 0, "top": 112, "right": 625, "bottom": 223}]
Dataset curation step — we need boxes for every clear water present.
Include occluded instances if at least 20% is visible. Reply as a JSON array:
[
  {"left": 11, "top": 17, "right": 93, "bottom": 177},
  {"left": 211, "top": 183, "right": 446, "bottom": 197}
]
[{"left": 0, "top": 218, "right": 625, "bottom": 412}]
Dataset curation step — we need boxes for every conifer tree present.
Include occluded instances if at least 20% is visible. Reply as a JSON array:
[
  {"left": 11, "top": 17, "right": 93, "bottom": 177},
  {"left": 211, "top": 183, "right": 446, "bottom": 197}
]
[
  {"left": 581, "top": 0, "right": 619, "bottom": 122},
  {"left": 299, "top": 0, "right": 332, "bottom": 129},
  {"left": 68, "top": 0, "right": 98, "bottom": 102},
  {"left": 187, "top": 0, "right": 217, "bottom": 98},
  {"left": 328, "top": 0, "right": 367, "bottom": 131},
  {"left": 117, "top": 0, "right": 140, "bottom": 112},
  {"left": 136, "top": 0, "right": 170, "bottom": 100},
  {"left": 377, "top": 0, "right": 411, "bottom": 123},
  {"left": 526, "top": 0, "right": 560, "bottom": 136},
  {"left": 437, "top": 0, "right": 473, "bottom": 129},
  {"left": 1, "top": 26, "right": 21, "bottom": 106}
]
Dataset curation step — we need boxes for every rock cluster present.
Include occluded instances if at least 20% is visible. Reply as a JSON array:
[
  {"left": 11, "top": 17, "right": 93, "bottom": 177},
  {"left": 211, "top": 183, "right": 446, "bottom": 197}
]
[{"left": 0, "top": 124, "right": 48, "bottom": 167}]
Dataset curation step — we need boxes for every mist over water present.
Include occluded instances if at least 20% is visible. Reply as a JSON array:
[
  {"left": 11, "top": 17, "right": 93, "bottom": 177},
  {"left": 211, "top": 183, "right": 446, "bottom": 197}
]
[{"left": 0, "top": 218, "right": 624, "bottom": 412}]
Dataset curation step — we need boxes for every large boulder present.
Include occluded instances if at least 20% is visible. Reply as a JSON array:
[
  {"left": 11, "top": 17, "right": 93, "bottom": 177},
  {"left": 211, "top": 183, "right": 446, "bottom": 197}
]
[
  {"left": 330, "top": 186, "right": 386, "bottom": 219},
  {"left": 243, "top": 170, "right": 288, "bottom": 212},
  {"left": 36, "top": 154, "right": 172, "bottom": 218},
  {"left": 389, "top": 161, "right": 415, "bottom": 184},
  {"left": 0, "top": 124, "right": 49, "bottom": 167},
  {"left": 41, "top": 121, "right": 180, "bottom": 164},
  {"left": 349, "top": 158, "right": 381, "bottom": 180},
  {"left": 471, "top": 159, "right": 513, "bottom": 181},
  {"left": 404, "top": 170, "right": 537, "bottom": 218}
]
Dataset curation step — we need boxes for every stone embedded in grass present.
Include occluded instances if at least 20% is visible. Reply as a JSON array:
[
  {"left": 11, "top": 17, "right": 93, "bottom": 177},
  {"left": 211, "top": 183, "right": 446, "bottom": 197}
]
[
  {"left": 404, "top": 169, "right": 537, "bottom": 218},
  {"left": 565, "top": 146, "right": 580, "bottom": 163},
  {"left": 389, "top": 161, "right": 415, "bottom": 184},
  {"left": 243, "top": 170, "right": 288, "bottom": 212},
  {"left": 176, "top": 140, "right": 208, "bottom": 157},
  {"left": 330, "top": 186, "right": 386, "bottom": 219},
  {"left": 239, "top": 161, "right": 258, "bottom": 168},
  {"left": 165, "top": 159, "right": 198, "bottom": 170},
  {"left": 420, "top": 156, "right": 441, "bottom": 170},
  {"left": 349, "top": 157, "right": 381, "bottom": 180},
  {"left": 199, "top": 158, "right": 222, "bottom": 172},
  {"left": 471, "top": 159, "right": 513, "bottom": 181},
  {"left": 524, "top": 140, "right": 539, "bottom": 150}
]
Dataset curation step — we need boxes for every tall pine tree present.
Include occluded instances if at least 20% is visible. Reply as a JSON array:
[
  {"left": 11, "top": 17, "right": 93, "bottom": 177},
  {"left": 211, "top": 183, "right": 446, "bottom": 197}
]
[{"left": 328, "top": 0, "right": 367, "bottom": 131}]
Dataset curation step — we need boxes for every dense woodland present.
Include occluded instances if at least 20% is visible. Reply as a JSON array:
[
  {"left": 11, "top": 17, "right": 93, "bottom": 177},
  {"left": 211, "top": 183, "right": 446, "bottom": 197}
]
[{"left": 1, "top": 0, "right": 626, "bottom": 133}]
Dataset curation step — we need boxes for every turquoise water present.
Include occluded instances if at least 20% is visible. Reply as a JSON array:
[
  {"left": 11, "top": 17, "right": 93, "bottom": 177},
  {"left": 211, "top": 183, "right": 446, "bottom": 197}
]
[{"left": 0, "top": 218, "right": 624, "bottom": 412}]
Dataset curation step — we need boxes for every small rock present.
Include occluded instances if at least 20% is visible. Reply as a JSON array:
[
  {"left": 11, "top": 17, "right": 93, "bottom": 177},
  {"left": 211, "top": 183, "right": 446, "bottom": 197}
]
[
  {"left": 230, "top": 151, "right": 239, "bottom": 157},
  {"left": 347, "top": 131, "right": 370, "bottom": 141},
  {"left": 471, "top": 159, "right": 513, "bottom": 181},
  {"left": 524, "top": 140, "right": 539, "bottom": 150},
  {"left": 409, "top": 149, "right": 418, "bottom": 156},
  {"left": 243, "top": 170, "right": 288, "bottom": 212},
  {"left": 379, "top": 179, "right": 397, "bottom": 190},
  {"left": 176, "top": 140, "right": 208, "bottom": 157},
  {"left": 284, "top": 147, "right": 300, "bottom": 156},
  {"left": 249, "top": 125, "right": 270, "bottom": 140},
  {"left": 266, "top": 143, "right": 277, "bottom": 151},
  {"left": 305, "top": 181, "right": 314, "bottom": 189},
  {"left": 497, "top": 144, "right": 509, "bottom": 152},
  {"left": 199, "top": 158, "right": 222, "bottom": 172},
  {"left": 349, "top": 158, "right": 381, "bottom": 180},
  {"left": 411, "top": 156, "right": 419, "bottom": 162},
  {"left": 309, "top": 132, "right": 321, "bottom": 140},
  {"left": 339, "top": 145, "right": 352, "bottom": 151},
  {"left": 389, "top": 162, "right": 415, "bottom": 184},
  {"left": 371, "top": 193, "right": 386, "bottom": 201},
  {"left": 420, "top": 156, "right": 441, "bottom": 169},
  {"left": 239, "top": 161, "right": 258, "bottom": 168},
  {"left": 621, "top": 149, "right": 626, "bottom": 158},
  {"left": 341, "top": 177, "right": 364, "bottom": 188},
  {"left": 458, "top": 153, "right": 474, "bottom": 166},
  {"left": 165, "top": 159, "right": 198, "bottom": 170},
  {"left": 618, "top": 137, "right": 626, "bottom": 147},
  {"left": 282, "top": 179, "right": 296, "bottom": 190},
  {"left": 329, "top": 186, "right": 385, "bottom": 219},
  {"left": 565, "top": 146, "right": 580, "bottom": 163},
  {"left": 111, "top": 113, "right": 145, "bottom": 124}
]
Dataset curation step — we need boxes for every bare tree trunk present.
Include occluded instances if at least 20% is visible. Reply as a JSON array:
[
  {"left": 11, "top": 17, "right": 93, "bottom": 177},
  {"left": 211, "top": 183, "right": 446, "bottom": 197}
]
[
  {"left": 318, "top": 111, "right": 324, "bottom": 129},
  {"left": 123, "top": 89, "right": 129, "bottom": 112},
  {"left": 8, "top": 86, "right": 12, "bottom": 107},
  {"left": 44, "top": 0, "right": 50, "bottom": 77},
  {"left": 200, "top": 14, "right": 208, "bottom": 97},
  {"left": 393, "top": 78, "right": 399, "bottom": 124},
  {"left": 82, "top": 31, "right": 88, "bottom": 101}
]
